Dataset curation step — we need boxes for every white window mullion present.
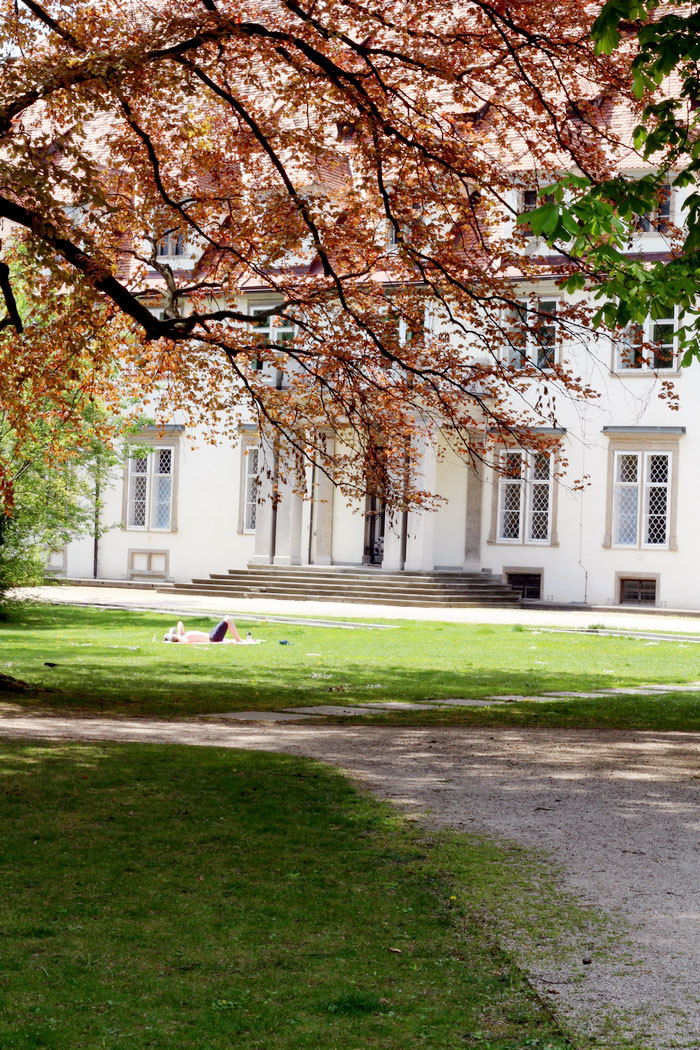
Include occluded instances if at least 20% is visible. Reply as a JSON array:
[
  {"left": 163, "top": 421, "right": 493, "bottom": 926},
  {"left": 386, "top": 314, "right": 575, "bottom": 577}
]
[
  {"left": 150, "top": 448, "right": 173, "bottom": 531},
  {"left": 613, "top": 452, "right": 641, "bottom": 546},
  {"left": 244, "top": 446, "right": 260, "bottom": 532},
  {"left": 497, "top": 452, "right": 524, "bottom": 541},
  {"left": 525, "top": 452, "right": 552, "bottom": 542},
  {"left": 642, "top": 452, "right": 670, "bottom": 547},
  {"left": 127, "top": 456, "right": 149, "bottom": 529}
]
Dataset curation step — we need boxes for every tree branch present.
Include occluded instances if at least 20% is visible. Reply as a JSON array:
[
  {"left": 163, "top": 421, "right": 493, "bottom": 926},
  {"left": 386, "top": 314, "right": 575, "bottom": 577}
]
[
  {"left": 0, "top": 261, "right": 23, "bottom": 333},
  {"left": 19, "top": 0, "right": 87, "bottom": 51}
]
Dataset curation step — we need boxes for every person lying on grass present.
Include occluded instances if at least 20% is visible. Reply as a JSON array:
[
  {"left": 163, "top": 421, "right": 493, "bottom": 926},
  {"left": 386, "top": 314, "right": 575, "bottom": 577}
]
[{"left": 163, "top": 617, "right": 261, "bottom": 644}]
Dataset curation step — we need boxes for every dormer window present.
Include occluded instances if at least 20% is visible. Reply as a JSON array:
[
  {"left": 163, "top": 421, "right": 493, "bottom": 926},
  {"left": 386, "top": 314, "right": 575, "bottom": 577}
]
[
  {"left": 156, "top": 231, "right": 186, "bottom": 257},
  {"left": 336, "top": 121, "right": 356, "bottom": 142}
]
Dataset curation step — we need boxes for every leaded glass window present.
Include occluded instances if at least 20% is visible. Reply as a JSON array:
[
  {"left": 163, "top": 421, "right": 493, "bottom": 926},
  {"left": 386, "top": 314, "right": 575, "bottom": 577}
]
[
  {"left": 244, "top": 446, "right": 260, "bottom": 532},
  {"left": 126, "top": 446, "right": 174, "bottom": 530},
  {"left": 497, "top": 451, "right": 552, "bottom": 544},
  {"left": 644, "top": 454, "right": 669, "bottom": 546},
  {"left": 127, "top": 457, "right": 148, "bottom": 528},
  {"left": 612, "top": 451, "right": 670, "bottom": 548}
]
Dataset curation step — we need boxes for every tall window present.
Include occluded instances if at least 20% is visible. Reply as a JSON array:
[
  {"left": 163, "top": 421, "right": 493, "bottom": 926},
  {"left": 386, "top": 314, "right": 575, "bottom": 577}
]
[
  {"left": 243, "top": 446, "right": 260, "bottom": 532},
  {"left": 615, "top": 313, "right": 676, "bottom": 371},
  {"left": 506, "top": 299, "right": 557, "bottom": 369},
  {"left": 127, "top": 447, "right": 174, "bottom": 530},
  {"left": 612, "top": 451, "right": 670, "bottom": 548},
  {"left": 497, "top": 451, "right": 552, "bottom": 543}
]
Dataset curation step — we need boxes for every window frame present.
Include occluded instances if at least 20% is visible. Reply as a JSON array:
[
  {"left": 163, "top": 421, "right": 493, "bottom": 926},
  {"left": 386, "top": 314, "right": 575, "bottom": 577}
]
[
  {"left": 247, "top": 301, "right": 295, "bottom": 375},
  {"left": 127, "top": 549, "right": 170, "bottom": 580},
  {"left": 243, "top": 445, "right": 260, "bottom": 533},
  {"left": 613, "top": 310, "right": 679, "bottom": 373},
  {"left": 505, "top": 297, "right": 558, "bottom": 370},
  {"left": 505, "top": 569, "right": 543, "bottom": 600},
  {"left": 611, "top": 450, "right": 671, "bottom": 550},
  {"left": 238, "top": 429, "right": 261, "bottom": 534},
  {"left": 618, "top": 575, "right": 658, "bottom": 605},
  {"left": 122, "top": 428, "right": 181, "bottom": 533},
  {"left": 386, "top": 219, "right": 400, "bottom": 250},
  {"left": 635, "top": 181, "right": 672, "bottom": 234},
  {"left": 519, "top": 188, "right": 554, "bottom": 238},
  {"left": 495, "top": 450, "right": 554, "bottom": 545},
  {"left": 602, "top": 429, "right": 683, "bottom": 551},
  {"left": 248, "top": 303, "right": 295, "bottom": 345},
  {"left": 126, "top": 447, "right": 175, "bottom": 532},
  {"left": 156, "top": 230, "right": 186, "bottom": 258}
]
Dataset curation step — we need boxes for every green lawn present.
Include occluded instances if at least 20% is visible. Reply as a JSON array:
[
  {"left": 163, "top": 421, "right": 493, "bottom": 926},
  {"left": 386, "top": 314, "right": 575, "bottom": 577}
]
[
  {"left": 3, "top": 603, "right": 700, "bottom": 730},
  {"left": 0, "top": 740, "right": 574, "bottom": 1050}
]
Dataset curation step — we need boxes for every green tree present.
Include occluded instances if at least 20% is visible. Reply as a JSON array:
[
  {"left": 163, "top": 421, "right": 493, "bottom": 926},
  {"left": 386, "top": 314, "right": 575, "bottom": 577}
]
[
  {"left": 0, "top": 404, "right": 120, "bottom": 596},
  {"left": 0, "top": 240, "right": 123, "bottom": 598},
  {"left": 521, "top": 1, "right": 700, "bottom": 360}
]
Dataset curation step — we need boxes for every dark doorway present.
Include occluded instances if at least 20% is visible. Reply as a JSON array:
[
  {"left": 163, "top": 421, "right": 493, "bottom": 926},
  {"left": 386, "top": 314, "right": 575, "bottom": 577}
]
[{"left": 363, "top": 496, "right": 386, "bottom": 565}]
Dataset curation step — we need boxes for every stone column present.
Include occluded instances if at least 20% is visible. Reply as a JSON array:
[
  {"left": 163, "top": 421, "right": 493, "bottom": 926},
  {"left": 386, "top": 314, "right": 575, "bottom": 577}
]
[
  {"left": 381, "top": 511, "right": 404, "bottom": 572},
  {"left": 310, "top": 443, "right": 335, "bottom": 565},
  {"left": 403, "top": 434, "right": 437, "bottom": 573},
  {"left": 249, "top": 436, "right": 276, "bottom": 566},
  {"left": 463, "top": 459, "right": 484, "bottom": 570},
  {"left": 273, "top": 457, "right": 304, "bottom": 566}
]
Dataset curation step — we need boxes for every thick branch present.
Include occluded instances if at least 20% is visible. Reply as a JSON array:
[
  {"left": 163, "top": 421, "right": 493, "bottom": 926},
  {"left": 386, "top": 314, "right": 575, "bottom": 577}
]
[
  {"left": 0, "top": 261, "right": 23, "bottom": 333},
  {"left": 19, "top": 0, "right": 87, "bottom": 51},
  {"left": 0, "top": 196, "right": 256, "bottom": 339}
]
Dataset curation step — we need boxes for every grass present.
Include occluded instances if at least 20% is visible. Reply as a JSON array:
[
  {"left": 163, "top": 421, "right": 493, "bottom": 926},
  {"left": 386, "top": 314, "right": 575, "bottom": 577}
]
[
  {"left": 0, "top": 739, "right": 577, "bottom": 1050},
  {"left": 3, "top": 603, "right": 700, "bottom": 730}
]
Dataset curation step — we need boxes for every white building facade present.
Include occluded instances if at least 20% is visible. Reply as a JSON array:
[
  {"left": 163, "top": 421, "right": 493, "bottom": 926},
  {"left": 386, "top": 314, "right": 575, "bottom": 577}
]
[
  {"left": 56, "top": 181, "right": 700, "bottom": 611},
  {"left": 59, "top": 312, "right": 696, "bottom": 610}
]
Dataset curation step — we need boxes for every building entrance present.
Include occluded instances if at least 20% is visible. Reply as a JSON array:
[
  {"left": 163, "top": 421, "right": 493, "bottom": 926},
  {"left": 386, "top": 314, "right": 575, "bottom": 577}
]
[{"left": 363, "top": 496, "right": 386, "bottom": 565}]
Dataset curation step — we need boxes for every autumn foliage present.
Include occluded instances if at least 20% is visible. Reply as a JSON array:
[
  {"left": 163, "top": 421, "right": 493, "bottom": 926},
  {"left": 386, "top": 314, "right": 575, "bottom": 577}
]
[{"left": 0, "top": 0, "right": 642, "bottom": 510}]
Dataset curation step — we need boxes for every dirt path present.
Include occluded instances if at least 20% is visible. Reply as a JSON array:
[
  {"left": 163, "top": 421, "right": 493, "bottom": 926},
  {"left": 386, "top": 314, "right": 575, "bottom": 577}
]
[{"left": 2, "top": 713, "right": 699, "bottom": 1048}]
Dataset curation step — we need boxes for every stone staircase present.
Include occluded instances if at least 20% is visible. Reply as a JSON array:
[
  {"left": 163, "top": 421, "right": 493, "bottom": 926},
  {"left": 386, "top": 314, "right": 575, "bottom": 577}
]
[{"left": 169, "top": 566, "right": 523, "bottom": 608}]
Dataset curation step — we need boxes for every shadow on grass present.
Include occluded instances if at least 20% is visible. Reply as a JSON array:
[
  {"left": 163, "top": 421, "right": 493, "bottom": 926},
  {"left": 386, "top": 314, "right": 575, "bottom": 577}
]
[
  {"left": 0, "top": 741, "right": 571, "bottom": 1049},
  {"left": 2, "top": 657, "right": 689, "bottom": 718},
  {"left": 4, "top": 602, "right": 700, "bottom": 730}
]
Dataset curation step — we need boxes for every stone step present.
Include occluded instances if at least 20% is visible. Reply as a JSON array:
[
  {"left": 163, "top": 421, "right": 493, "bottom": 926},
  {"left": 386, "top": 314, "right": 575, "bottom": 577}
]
[
  {"left": 170, "top": 584, "right": 521, "bottom": 606},
  {"left": 187, "top": 577, "right": 517, "bottom": 594},
  {"left": 173, "top": 565, "right": 523, "bottom": 608},
  {"left": 239, "top": 566, "right": 495, "bottom": 581},
  {"left": 196, "top": 576, "right": 515, "bottom": 595}
]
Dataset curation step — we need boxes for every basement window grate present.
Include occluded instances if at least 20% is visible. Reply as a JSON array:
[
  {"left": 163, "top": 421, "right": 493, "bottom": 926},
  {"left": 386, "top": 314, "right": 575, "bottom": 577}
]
[
  {"left": 619, "top": 578, "right": 657, "bottom": 605},
  {"left": 506, "top": 572, "right": 542, "bottom": 600}
]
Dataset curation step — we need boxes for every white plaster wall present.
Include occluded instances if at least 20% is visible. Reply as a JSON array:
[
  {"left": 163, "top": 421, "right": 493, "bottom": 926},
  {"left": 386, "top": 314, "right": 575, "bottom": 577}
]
[
  {"left": 65, "top": 433, "right": 257, "bottom": 583},
  {"left": 433, "top": 445, "right": 468, "bottom": 568},
  {"left": 330, "top": 490, "right": 365, "bottom": 565}
]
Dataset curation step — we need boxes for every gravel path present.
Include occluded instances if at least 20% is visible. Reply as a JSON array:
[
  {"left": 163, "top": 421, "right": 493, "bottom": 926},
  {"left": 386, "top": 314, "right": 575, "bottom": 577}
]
[{"left": 2, "top": 714, "right": 699, "bottom": 1048}]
